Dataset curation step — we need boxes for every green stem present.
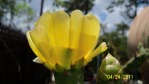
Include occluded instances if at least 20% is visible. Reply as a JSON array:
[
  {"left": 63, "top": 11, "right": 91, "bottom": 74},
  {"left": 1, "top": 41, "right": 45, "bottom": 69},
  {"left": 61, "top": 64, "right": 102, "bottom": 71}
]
[{"left": 54, "top": 69, "right": 84, "bottom": 84}]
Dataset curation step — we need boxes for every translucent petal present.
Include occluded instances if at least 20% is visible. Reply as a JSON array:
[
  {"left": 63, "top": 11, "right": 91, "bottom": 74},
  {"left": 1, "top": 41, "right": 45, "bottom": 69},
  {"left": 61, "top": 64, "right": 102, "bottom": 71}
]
[
  {"left": 53, "top": 47, "right": 72, "bottom": 70},
  {"left": 51, "top": 10, "right": 72, "bottom": 69},
  {"left": 69, "top": 10, "right": 84, "bottom": 64},
  {"left": 76, "top": 13, "right": 100, "bottom": 63},
  {"left": 52, "top": 10, "right": 70, "bottom": 47},
  {"left": 70, "top": 10, "right": 84, "bottom": 48},
  {"left": 35, "top": 12, "right": 56, "bottom": 47},
  {"left": 26, "top": 31, "right": 55, "bottom": 70},
  {"left": 36, "top": 12, "right": 51, "bottom": 30},
  {"left": 90, "top": 42, "right": 107, "bottom": 58},
  {"left": 84, "top": 42, "right": 108, "bottom": 66},
  {"left": 37, "top": 42, "right": 56, "bottom": 65},
  {"left": 30, "top": 25, "right": 49, "bottom": 53},
  {"left": 71, "top": 49, "right": 84, "bottom": 65},
  {"left": 43, "top": 61, "right": 55, "bottom": 71},
  {"left": 26, "top": 31, "right": 46, "bottom": 61},
  {"left": 34, "top": 11, "right": 68, "bottom": 67},
  {"left": 29, "top": 26, "right": 55, "bottom": 69}
]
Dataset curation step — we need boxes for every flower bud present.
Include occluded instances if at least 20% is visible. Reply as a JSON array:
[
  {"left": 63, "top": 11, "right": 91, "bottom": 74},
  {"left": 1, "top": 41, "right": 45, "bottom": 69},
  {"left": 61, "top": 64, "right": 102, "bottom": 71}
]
[{"left": 98, "top": 53, "right": 123, "bottom": 80}]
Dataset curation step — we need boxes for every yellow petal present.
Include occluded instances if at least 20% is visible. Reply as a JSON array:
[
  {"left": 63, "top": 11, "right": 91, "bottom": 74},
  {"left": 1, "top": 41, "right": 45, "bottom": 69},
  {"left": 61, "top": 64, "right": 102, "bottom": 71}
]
[
  {"left": 83, "top": 14, "right": 100, "bottom": 36},
  {"left": 36, "top": 12, "right": 51, "bottom": 30},
  {"left": 28, "top": 25, "right": 56, "bottom": 69},
  {"left": 26, "top": 31, "right": 55, "bottom": 70},
  {"left": 71, "top": 49, "right": 84, "bottom": 65},
  {"left": 52, "top": 10, "right": 70, "bottom": 47},
  {"left": 70, "top": 10, "right": 84, "bottom": 48},
  {"left": 84, "top": 42, "right": 108, "bottom": 66},
  {"left": 91, "top": 42, "right": 108, "bottom": 58},
  {"left": 52, "top": 47, "right": 72, "bottom": 70},
  {"left": 37, "top": 42, "right": 56, "bottom": 65},
  {"left": 35, "top": 12, "right": 56, "bottom": 47},
  {"left": 69, "top": 10, "right": 84, "bottom": 64},
  {"left": 81, "top": 13, "right": 100, "bottom": 55},
  {"left": 43, "top": 61, "right": 55, "bottom": 71},
  {"left": 51, "top": 10, "right": 72, "bottom": 69},
  {"left": 30, "top": 25, "right": 50, "bottom": 53},
  {"left": 26, "top": 31, "right": 46, "bottom": 62},
  {"left": 34, "top": 11, "right": 65, "bottom": 67},
  {"left": 77, "top": 13, "right": 100, "bottom": 63}
]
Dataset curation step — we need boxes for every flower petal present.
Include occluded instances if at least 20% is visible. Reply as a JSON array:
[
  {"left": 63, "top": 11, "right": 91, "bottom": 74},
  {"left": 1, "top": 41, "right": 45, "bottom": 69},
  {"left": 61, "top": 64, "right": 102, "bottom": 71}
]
[
  {"left": 26, "top": 31, "right": 46, "bottom": 62},
  {"left": 70, "top": 10, "right": 84, "bottom": 48},
  {"left": 36, "top": 12, "right": 51, "bottom": 31},
  {"left": 69, "top": 10, "right": 84, "bottom": 64},
  {"left": 53, "top": 10, "right": 70, "bottom": 47},
  {"left": 90, "top": 42, "right": 108, "bottom": 58},
  {"left": 33, "top": 57, "right": 42, "bottom": 63},
  {"left": 51, "top": 10, "right": 72, "bottom": 69},
  {"left": 52, "top": 47, "right": 72, "bottom": 70},
  {"left": 35, "top": 12, "right": 56, "bottom": 47},
  {"left": 35, "top": 11, "right": 69, "bottom": 68},
  {"left": 28, "top": 25, "right": 56, "bottom": 68},
  {"left": 84, "top": 42, "right": 108, "bottom": 66},
  {"left": 26, "top": 31, "right": 55, "bottom": 70},
  {"left": 77, "top": 14, "right": 100, "bottom": 63},
  {"left": 37, "top": 42, "right": 56, "bottom": 64}
]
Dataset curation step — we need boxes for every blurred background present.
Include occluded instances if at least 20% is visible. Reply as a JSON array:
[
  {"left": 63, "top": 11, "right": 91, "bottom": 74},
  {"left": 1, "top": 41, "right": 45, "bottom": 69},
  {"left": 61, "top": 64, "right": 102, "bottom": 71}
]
[{"left": 0, "top": 0, "right": 149, "bottom": 84}]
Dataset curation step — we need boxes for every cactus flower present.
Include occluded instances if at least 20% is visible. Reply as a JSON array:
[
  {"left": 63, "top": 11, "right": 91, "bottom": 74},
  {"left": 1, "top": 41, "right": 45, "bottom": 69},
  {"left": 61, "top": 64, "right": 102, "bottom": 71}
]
[{"left": 26, "top": 10, "right": 107, "bottom": 72}]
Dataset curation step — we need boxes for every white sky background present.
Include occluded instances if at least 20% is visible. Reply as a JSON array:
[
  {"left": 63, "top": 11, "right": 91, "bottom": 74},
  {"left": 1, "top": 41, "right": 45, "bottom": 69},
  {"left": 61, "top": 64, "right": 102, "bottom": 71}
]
[{"left": 17, "top": 0, "right": 144, "bottom": 33}]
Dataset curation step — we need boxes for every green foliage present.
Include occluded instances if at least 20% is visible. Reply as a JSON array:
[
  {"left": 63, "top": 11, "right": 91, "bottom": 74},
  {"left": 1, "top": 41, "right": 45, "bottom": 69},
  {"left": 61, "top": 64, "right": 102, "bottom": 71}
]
[
  {"left": 14, "top": 2, "right": 34, "bottom": 16},
  {"left": 107, "top": 0, "right": 149, "bottom": 19},
  {"left": 14, "top": 2, "right": 35, "bottom": 23},
  {"left": 0, "top": 0, "right": 35, "bottom": 28},
  {"left": 53, "top": 0, "right": 94, "bottom": 13},
  {"left": 0, "top": 0, "right": 16, "bottom": 21}
]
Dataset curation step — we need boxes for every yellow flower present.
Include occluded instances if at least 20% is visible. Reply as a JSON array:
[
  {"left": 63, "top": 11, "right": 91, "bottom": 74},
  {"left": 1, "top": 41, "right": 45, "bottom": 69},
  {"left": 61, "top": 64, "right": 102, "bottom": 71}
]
[{"left": 26, "top": 10, "right": 107, "bottom": 72}]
